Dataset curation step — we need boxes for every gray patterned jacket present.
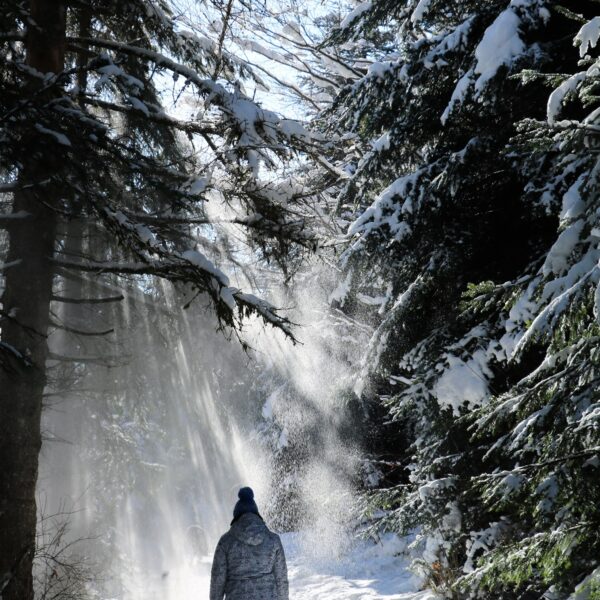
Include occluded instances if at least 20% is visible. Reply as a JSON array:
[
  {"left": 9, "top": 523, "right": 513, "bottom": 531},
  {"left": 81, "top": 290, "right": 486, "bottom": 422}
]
[{"left": 209, "top": 513, "right": 289, "bottom": 600}]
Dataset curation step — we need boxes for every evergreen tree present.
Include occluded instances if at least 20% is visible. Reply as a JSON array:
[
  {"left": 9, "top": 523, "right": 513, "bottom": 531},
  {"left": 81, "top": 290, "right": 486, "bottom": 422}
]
[
  {"left": 321, "top": 0, "right": 600, "bottom": 597},
  {"left": 0, "top": 1, "right": 322, "bottom": 596}
]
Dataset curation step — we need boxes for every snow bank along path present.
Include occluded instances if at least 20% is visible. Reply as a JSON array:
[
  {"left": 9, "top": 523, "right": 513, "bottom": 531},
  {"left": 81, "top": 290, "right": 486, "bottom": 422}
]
[{"left": 281, "top": 533, "right": 438, "bottom": 600}]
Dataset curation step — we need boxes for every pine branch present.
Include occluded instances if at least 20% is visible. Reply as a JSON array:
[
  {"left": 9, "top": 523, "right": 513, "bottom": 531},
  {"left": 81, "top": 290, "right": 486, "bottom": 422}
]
[
  {"left": 67, "top": 36, "right": 225, "bottom": 100},
  {"left": 213, "top": 0, "right": 235, "bottom": 79},
  {"left": 476, "top": 447, "right": 600, "bottom": 481},
  {"left": 53, "top": 257, "right": 297, "bottom": 341},
  {"left": 79, "top": 97, "right": 221, "bottom": 136},
  {"left": 48, "top": 321, "right": 114, "bottom": 337},
  {"left": 47, "top": 352, "right": 124, "bottom": 367},
  {"left": 51, "top": 294, "right": 124, "bottom": 304}
]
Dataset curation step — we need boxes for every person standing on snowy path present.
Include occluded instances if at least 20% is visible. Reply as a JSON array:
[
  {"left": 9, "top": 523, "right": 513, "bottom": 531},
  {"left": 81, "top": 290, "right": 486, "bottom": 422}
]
[{"left": 209, "top": 487, "right": 289, "bottom": 600}]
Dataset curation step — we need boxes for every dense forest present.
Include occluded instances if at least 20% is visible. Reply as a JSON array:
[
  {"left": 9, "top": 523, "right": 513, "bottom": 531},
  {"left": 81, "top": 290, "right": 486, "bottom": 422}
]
[{"left": 1, "top": 1, "right": 599, "bottom": 599}]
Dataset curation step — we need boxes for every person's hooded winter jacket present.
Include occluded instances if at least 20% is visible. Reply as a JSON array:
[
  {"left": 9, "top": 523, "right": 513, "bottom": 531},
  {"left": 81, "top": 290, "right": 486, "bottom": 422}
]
[{"left": 209, "top": 511, "right": 288, "bottom": 600}]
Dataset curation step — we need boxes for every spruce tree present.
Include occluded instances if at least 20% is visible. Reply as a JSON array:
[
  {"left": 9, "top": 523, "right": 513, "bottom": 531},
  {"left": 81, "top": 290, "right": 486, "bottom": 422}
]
[{"left": 321, "top": 0, "right": 600, "bottom": 597}]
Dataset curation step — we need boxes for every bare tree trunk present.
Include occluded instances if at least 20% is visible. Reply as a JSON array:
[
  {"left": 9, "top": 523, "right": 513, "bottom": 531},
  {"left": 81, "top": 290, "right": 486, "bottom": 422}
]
[{"left": 0, "top": 1, "right": 66, "bottom": 598}]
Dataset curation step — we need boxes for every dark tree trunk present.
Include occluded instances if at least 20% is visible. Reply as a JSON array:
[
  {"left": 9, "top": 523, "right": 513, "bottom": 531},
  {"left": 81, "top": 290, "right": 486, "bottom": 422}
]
[{"left": 0, "top": 1, "right": 66, "bottom": 598}]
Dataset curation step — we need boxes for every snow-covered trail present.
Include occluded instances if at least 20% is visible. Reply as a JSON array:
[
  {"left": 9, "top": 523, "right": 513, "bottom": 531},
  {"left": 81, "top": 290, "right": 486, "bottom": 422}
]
[
  {"left": 282, "top": 533, "right": 438, "bottom": 600},
  {"left": 135, "top": 532, "right": 437, "bottom": 600}
]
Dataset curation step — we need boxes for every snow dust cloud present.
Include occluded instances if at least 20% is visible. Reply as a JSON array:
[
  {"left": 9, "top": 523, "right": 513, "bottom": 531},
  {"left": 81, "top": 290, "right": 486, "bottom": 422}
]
[{"left": 37, "top": 263, "right": 367, "bottom": 599}]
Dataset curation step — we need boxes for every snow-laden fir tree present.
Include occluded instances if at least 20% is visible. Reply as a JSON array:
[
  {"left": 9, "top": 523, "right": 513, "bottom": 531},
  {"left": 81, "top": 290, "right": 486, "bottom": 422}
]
[
  {"left": 320, "top": 0, "right": 600, "bottom": 597},
  {"left": 0, "top": 1, "right": 325, "bottom": 597}
]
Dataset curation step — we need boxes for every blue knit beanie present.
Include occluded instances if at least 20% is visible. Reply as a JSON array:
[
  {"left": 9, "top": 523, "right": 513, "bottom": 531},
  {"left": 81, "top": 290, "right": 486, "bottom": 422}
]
[{"left": 233, "top": 487, "right": 259, "bottom": 519}]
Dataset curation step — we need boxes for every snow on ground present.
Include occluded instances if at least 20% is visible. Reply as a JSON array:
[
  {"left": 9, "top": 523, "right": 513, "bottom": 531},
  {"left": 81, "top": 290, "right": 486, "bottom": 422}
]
[
  {"left": 124, "top": 531, "right": 436, "bottom": 600},
  {"left": 282, "top": 532, "right": 438, "bottom": 600}
]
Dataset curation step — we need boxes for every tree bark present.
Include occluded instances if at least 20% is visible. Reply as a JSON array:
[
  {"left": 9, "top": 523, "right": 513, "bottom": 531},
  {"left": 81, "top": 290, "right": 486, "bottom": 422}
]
[{"left": 0, "top": 1, "right": 66, "bottom": 598}]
